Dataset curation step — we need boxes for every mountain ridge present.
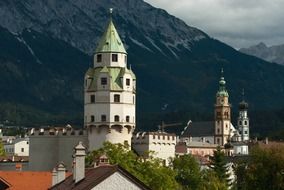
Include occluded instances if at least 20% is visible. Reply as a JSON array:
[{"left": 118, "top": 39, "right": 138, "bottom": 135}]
[{"left": 0, "top": 0, "right": 284, "bottom": 135}]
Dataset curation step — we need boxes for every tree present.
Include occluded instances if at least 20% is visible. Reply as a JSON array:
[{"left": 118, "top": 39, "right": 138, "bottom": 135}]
[
  {"left": 0, "top": 140, "right": 5, "bottom": 156},
  {"left": 209, "top": 146, "right": 230, "bottom": 187},
  {"left": 86, "top": 142, "right": 179, "bottom": 190},
  {"left": 234, "top": 144, "right": 284, "bottom": 190},
  {"left": 172, "top": 154, "right": 202, "bottom": 190},
  {"left": 199, "top": 170, "right": 228, "bottom": 190}
]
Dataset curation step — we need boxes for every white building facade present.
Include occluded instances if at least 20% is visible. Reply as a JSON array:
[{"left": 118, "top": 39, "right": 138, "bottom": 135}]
[
  {"left": 132, "top": 132, "right": 176, "bottom": 166},
  {"left": 4, "top": 138, "right": 29, "bottom": 156},
  {"left": 84, "top": 17, "right": 136, "bottom": 151},
  {"left": 237, "top": 96, "right": 250, "bottom": 141}
]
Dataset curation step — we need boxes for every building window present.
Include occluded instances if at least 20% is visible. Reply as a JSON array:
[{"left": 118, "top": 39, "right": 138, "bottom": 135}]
[
  {"left": 101, "top": 115, "right": 106, "bottom": 122},
  {"left": 239, "top": 121, "right": 242, "bottom": 125},
  {"left": 217, "top": 112, "right": 221, "bottom": 117},
  {"left": 90, "top": 95, "right": 95, "bottom": 103},
  {"left": 101, "top": 77, "right": 107, "bottom": 85},
  {"left": 21, "top": 148, "right": 24, "bottom": 152},
  {"left": 112, "top": 54, "right": 118, "bottom": 62},
  {"left": 126, "top": 78, "right": 130, "bottom": 86},
  {"left": 126, "top": 116, "right": 130, "bottom": 122},
  {"left": 97, "top": 54, "right": 102, "bottom": 62},
  {"left": 91, "top": 115, "right": 95, "bottom": 122},
  {"left": 244, "top": 131, "right": 248, "bottom": 134},
  {"left": 217, "top": 138, "right": 220, "bottom": 144},
  {"left": 217, "top": 128, "right": 220, "bottom": 134},
  {"left": 114, "top": 94, "right": 120, "bottom": 102},
  {"left": 244, "top": 121, "right": 248, "bottom": 125},
  {"left": 114, "top": 115, "right": 120, "bottom": 122}
]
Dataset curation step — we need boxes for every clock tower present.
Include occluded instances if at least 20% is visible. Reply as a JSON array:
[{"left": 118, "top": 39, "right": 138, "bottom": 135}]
[{"left": 214, "top": 69, "right": 231, "bottom": 146}]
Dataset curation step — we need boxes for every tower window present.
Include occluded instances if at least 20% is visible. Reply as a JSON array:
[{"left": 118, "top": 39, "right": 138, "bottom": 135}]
[
  {"left": 217, "top": 128, "right": 220, "bottom": 134},
  {"left": 91, "top": 115, "right": 95, "bottom": 122},
  {"left": 126, "top": 116, "right": 130, "bottom": 122},
  {"left": 114, "top": 115, "right": 120, "bottom": 122},
  {"left": 244, "top": 121, "right": 248, "bottom": 125},
  {"left": 126, "top": 78, "right": 130, "bottom": 86},
  {"left": 112, "top": 54, "right": 118, "bottom": 62},
  {"left": 101, "top": 77, "right": 107, "bottom": 85},
  {"left": 97, "top": 54, "right": 102, "bottom": 62},
  {"left": 90, "top": 95, "right": 95, "bottom": 103},
  {"left": 114, "top": 94, "right": 120, "bottom": 102},
  {"left": 244, "top": 131, "right": 248, "bottom": 134},
  {"left": 101, "top": 115, "right": 106, "bottom": 122},
  {"left": 239, "top": 121, "right": 242, "bottom": 125},
  {"left": 216, "top": 112, "right": 221, "bottom": 117}
]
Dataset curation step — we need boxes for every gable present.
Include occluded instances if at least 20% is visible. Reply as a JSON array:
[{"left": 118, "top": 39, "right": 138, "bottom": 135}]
[{"left": 93, "top": 172, "right": 141, "bottom": 190}]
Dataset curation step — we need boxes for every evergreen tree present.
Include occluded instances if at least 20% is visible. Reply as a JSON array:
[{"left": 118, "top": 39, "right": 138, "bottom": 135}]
[{"left": 209, "top": 146, "right": 230, "bottom": 187}]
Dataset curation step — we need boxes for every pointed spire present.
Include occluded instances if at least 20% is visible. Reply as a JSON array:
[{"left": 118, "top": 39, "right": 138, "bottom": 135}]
[
  {"left": 95, "top": 9, "right": 126, "bottom": 54},
  {"left": 217, "top": 68, "right": 229, "bottom": 97}
]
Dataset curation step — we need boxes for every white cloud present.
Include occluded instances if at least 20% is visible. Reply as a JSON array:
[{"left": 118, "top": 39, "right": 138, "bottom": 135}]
[{"left": 144, "top": 0, "right": 284, "bottom": 48}]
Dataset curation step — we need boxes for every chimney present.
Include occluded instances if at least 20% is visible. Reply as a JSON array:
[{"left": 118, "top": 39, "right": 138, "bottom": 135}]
[
  {"left": 73, "top": 141, "right": 86, "bottom": 183},
  {"left": 57, "top": 163, "right": 66, "bottom": 184},
  {"left": 52, "top": 168, "right": 57, "bottom": 186}
]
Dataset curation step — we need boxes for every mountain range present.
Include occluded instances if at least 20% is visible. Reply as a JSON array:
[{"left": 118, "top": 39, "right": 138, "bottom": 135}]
[
  {"left": 240, "top": 42, "right": 284, "bottom": 65},
  {"left": 0, "top": 0, "right": 284, "bottom": 135}
]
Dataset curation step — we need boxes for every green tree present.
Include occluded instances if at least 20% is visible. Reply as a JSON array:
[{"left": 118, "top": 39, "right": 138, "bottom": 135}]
[
  {"left": 172, "top": 154, "right": 202, "bottom": 189},
  {"left": 199, "top": 170, "right": 228, "bottom": 190},
  {"left": 86, "top": 142, "right": 179, "bottom": 190},
  {"left": 0, "top": 140, "right": 5, "bottom": 156},
  {"left": 235, "top": 144, "right": 284, "bottom": 190},
  {"left": 209, "top": 146, "right": 230, "bottom": 187}
]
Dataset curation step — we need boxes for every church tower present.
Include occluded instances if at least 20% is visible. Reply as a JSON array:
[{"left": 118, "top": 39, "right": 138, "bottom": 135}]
[
  {"left": 214, "top": 69, "right": 231, "bottom": 146},
  {"left": 237, "top": 90, "right": 249, "bottom": 141},
  {"left": 84, "top": 10, "right": 136, "bottom": 151}
]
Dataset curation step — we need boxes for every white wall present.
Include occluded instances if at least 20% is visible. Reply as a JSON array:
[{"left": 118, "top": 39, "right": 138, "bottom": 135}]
[{"left": 93, "top": 171, "right": 141, "bottom": 190}]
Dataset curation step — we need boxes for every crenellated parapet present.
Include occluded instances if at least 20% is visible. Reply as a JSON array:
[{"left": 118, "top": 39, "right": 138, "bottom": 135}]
[
  {"left": 132, "top": 132, "right": 176, "bottom": 146},
  {"left": 29, "top": 126, "right": 87, "bottom": 137}
]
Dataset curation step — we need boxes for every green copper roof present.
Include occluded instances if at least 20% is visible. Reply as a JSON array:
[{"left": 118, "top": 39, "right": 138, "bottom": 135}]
[
  {"left": 95, "top": 19, "right": 127, "bottom": 54},
  {"left": 85, "top": 67, "right": 136, "bottom": 91},
  {"left": 216, "top": 69, "right": 229, "bottom": 97}
]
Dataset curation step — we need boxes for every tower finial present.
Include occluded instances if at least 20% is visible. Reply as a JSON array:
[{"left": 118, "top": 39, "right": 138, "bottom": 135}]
[
  {"left": 109, "top": 8, "right": 113, "bottom": 18},
  {"left": 242, "top": 88, "right": 245, "bottom": 101},
  {"left": 221, "top": 68, "right": 224, "bottom": 76}
]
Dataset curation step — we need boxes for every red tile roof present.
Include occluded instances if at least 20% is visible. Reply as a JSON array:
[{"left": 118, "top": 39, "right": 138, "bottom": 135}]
[{"left": 0, "top": 171, "right": 52, "bottom": 190}]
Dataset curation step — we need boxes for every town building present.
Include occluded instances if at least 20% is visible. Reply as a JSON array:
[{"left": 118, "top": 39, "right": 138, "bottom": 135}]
[
  {"left": 132, "top": 132, "right": 176, "bottom": 165},
  {"left": 3, "top": 137, "right": 29, "bottom": 156},
  {"left": 84, "top": 14, "right": 136, "bottom": 151},
  {"left": 50, "top": 142, "right": 150, "bottom": 190},
  {"left": 28, "top": 127, "right": 87, "bottom": 171}
]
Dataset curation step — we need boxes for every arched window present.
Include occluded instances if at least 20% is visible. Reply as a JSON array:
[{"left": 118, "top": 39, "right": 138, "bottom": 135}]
[
  {"left": 114, "top": 115, "right": 120, "bottom": 122},
  {"left": 126, "top": 116, "right": 130, "bottom": 122},
  {"left": 97, "top": 54, "right": 102, "bottom": 62},
  {"left": 101, "top": 115, "right": 106, "bottom": 122},
  {"left": 244, "top": 121, "right": 248, "bottom": 125}
]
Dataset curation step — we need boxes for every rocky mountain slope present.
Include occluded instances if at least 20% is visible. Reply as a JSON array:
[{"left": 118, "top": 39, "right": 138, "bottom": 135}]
[
  {"left": 240, "top": 42, "right": 284, "bottom": 65},
  {"left": 0, "top": 0, "right": 284, "bottom": 134}
]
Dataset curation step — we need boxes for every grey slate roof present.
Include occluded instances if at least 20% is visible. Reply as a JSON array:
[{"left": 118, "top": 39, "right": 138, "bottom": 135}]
[{"left": 181, "top": 121, "right": 215, "bottom": 137}]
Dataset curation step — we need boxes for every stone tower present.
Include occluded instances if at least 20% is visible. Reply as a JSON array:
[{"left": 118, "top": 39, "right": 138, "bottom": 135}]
[
  {"left": 237, "top": 90, "right": 249, "bottom": 141},
  {"left": 84, "top": 12, "right": 136, "bottom": 151},
  {"left": 214, "top": 69, "right": 231, "bottom": 146}
]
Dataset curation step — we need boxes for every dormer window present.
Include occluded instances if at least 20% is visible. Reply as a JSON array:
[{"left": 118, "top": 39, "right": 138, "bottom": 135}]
[
  {"left": 112, "top": 54, "right": 118, "bottom": 62},
  {"left": 97, "top": 54, "right": 102, "bottom": 62},
  {"left": 101, "top": 77, "right": 107, "bottom": 85}
]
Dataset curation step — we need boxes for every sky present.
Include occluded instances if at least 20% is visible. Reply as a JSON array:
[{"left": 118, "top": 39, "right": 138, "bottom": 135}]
[{"left": 144, "top": 0, "right": 284, "bottom": 49}]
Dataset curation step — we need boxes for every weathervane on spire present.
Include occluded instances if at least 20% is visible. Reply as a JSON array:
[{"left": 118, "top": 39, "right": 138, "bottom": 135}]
[{"left": 109, "top": 8, "right": 113, "bottom": 16}]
